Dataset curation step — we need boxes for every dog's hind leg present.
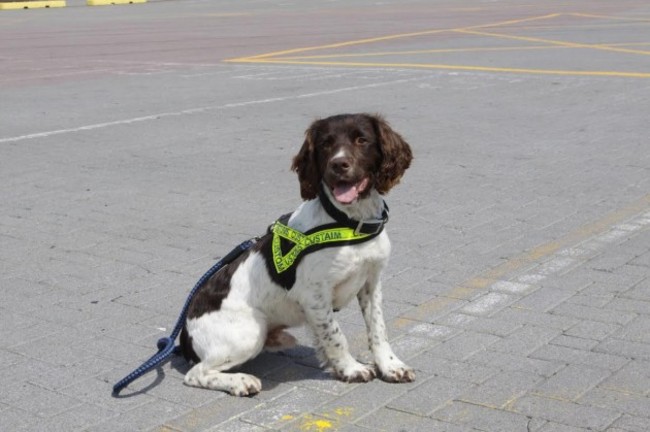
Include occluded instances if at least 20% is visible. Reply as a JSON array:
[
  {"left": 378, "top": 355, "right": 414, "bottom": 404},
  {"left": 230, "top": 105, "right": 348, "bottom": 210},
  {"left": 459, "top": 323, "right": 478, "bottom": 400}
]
[
  {"left": 183, "top": 309, "right": 266, "bottom": 396},
  {"left": 263, "top": 326, "right": 297, "bottom": 352}
]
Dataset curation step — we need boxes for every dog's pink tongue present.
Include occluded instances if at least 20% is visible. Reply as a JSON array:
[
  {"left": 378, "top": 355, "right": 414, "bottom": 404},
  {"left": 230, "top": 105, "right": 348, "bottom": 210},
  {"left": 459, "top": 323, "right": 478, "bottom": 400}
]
[
  {"left": 333, "top": 178, "right": 369, "bottom": 204},
  {"left": 333, "top": 184, "right": 359, "bottom": 204}
]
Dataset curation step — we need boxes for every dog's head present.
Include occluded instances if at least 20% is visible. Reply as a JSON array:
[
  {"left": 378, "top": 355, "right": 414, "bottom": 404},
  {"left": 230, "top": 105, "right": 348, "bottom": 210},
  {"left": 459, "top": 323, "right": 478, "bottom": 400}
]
[{"left": 291, "top": 113, "right": 412, "bottom": 204}]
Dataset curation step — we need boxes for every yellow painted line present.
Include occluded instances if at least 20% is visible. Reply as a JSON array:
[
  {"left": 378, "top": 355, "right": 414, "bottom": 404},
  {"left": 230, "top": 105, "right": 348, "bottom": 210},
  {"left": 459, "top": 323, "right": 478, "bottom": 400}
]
[
  {"left": 570, "top": 12, "right": 650, "bottom": 23},
  {"left": 456, "top": 28, "right": 650, "bottom": 56},
  {"left": 509, "top": 22, "right": 650, "bottom": 31},
  {"left": 227, "top": 12, "right": 650, "bottom": 78},
  {"left": 616, "top": 42, "right": 650, "bottom": 47},
  {"left": 462, "top": 13, "right": 561, "bottom": 30},
  {"left": 87, "top": 0, "right": 145, "bottom": 5},
  {"left": 393, "top": 193, "right": 650, "bottom": 328},
  {"left": 229, "top": 57, "right": 650, "bottom": 79},
  {"left": 237, "top": 28, "right": 451, "bottom": 61},
  {"left": 0, "top": 0, "right": 65, "bottom": 9},
  {"left": 275, "top": 45, "right": 572, "bottom": 61},
  {"left": 235, "top": 13, "right": 560, "bottom": 62}
]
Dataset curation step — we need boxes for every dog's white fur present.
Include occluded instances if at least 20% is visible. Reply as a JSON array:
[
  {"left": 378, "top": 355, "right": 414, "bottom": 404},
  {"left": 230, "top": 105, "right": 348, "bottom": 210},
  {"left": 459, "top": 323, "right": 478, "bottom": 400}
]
[{"left": 183, "top": 185, "right": 414, "bottom": 396}]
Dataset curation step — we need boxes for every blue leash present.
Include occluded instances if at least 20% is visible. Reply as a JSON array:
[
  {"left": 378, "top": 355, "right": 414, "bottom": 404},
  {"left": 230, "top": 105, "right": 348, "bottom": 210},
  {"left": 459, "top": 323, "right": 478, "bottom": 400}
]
[{"left": 112, "top": 237, "right": 258, "bottom": 396}]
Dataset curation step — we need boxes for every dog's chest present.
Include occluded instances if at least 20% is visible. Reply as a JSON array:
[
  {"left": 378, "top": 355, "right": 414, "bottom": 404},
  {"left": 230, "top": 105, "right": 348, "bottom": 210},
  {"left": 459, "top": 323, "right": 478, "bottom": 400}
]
[{"left": 326, "top": 234, "right": 390, "bottom": 309}]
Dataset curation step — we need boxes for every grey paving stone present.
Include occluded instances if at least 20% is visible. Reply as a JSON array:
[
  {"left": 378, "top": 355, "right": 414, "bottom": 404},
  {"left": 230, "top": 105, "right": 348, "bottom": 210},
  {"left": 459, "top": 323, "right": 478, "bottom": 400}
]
[
  {"left": 278, "top": 414, "right": 373, "bottom": 432},
  {"left": 426, "top": 331, "right": 501, "bottom": 361},
  {"left": 495, "top": 308, "right": 579, "bottom": 331},
  {"left": 312, "top": 376, "right": 421, "bottom": 424},
  {"left": 564, "top": 320, "right": 622, "bottom": 341},
  {"left": 537, "top": 422, "right": 591, "bottom": 432},
  {"left": 579, "top": 387, "right": 650, "bottom": 419},
  {"left": 387, "top": 376, "right": 475, "bottom": 416},
  {"left": 408, "top": 354, "right": 498, "bottom": 385},
  {"left": 162, "top": 394, "right": 262, "bottom": 432},
  {"left": 460, "top": 292, "right": 518, "bottom": 317},
  {"left": 60, "top": 375, "right": 155, "bottom": 414},
  {"left": 384, "top": 334, "right": 442, "bottom": 361},
  {"left": 457, "top": 370, "right": 544, "bottom": 409},
  {"left": 27, "top": 403, "right": 117, "bottom": 432},
  {"left": 579, "top": 272, "right": 646, "bottom": 298},
  {"left": 467, "top": 351, "right": 564, "bottom": 378},
  {"left": 512, "top": 395, "right": 619, "bottom": 430},
  {"left": 0, "top": 407, "right": 37, "bottom": 431},
  {"left": 532, "top": 364, "right": 610, "bottom": 402},
  {"left": 204, "top": 419, "right": 268, "bottom": 432},
  {"left": 397, "top": 296, "right": 469, "bottom": 323},
  {"left": 565, "top": 293, "right": 614, "bottom": 308},
  {"left": 487, "top": 325, "right": 562, "bottom": 356},
  {"left": 594, "top": 338, "right": 650, "bottom": 361},
  {"left": 599, "top": 360, "right": 650, "bottom": 396},
  {"left": 10, "top": 384, "right": 83, "bottom": 419},
  {"left": 549, "top": 335, "right": 599, "bottom": 351},
  {"left": 239, "top": 387, "right": 337, "bottom": 429},
  {"left": 530, "top": 343, "right": 629, "bottom": 371},
  {"left": 357, "top": 407, "right": 472, "bottom": 432},
  {"left": 405, "top": 322, "right": 459, "bottom": 341},
  {"left": 432, "top": 401, "right": 532, "bottom": 432},
  {"left": 87, "top": 400, "right": 190, "bottom": 432},
  {"left": 608, "top": 414, "right": 650, "bottom": 432},
  {"left": 611, "top": 315, "right": 650, "bottom": 344},
  {"left": 491, "top": 280, "right": 537, "bottom": 295},
  {"left": 436, "top": 312, "right": 522, "bottom": 337},
  {"left": 621, "top": 278, "right": 650, "bottom": 301},
  {"left": 0, "top": 349, "right": 23, "bottom": 370},
  {"left": 512, "top": 288, "right": 575, "bottom": 313},
  {"left": 551, "top": 302, "right": 637, "bottom": 325},
  {"left": 606, "top": 297, "right": 650, "bottom": 315}
]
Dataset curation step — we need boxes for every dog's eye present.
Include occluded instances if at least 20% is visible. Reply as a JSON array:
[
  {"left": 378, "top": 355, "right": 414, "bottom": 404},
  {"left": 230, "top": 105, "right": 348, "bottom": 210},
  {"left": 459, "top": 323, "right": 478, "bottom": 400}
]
[
  {"left": 355, "top": 136, "right": 369, "bottom": 146},
  {"left": 320, "top": 135, "right": 335, "bottom": 147}
]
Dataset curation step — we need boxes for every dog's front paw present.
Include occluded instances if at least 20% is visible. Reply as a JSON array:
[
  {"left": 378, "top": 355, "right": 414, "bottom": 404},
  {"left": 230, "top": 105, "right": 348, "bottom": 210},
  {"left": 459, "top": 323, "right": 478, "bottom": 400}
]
[
  {"left": 378, "top": 360, "right": 416, "bottom": 383},
  {"left": 333, "top": 361, "right": 377, "bottom": 383}
]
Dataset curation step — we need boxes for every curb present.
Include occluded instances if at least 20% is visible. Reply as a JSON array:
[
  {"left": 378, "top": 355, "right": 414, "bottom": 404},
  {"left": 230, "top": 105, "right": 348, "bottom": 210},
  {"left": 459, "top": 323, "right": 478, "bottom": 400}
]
[
  {"left": 87, "top": 0, "right": 146, "bottom": 5},
  {"left": 0, "top": 1, "right": 65, "bottom": 9}
]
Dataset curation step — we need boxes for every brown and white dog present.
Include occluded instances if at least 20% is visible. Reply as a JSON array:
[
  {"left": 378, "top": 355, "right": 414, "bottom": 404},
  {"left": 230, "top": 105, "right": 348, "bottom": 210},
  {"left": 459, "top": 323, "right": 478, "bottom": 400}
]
[{"left": 180, "top": 113, "right": 414, "bottom": 396}]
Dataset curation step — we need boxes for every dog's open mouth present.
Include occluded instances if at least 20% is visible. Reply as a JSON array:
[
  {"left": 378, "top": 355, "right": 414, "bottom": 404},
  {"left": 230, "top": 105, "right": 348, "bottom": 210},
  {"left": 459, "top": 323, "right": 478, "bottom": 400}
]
[{"left": 331, "top": 178, "right": 370, "bottom": 205}]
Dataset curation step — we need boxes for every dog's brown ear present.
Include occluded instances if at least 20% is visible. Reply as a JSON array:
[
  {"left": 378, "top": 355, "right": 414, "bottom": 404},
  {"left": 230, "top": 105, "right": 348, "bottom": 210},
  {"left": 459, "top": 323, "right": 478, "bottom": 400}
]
[
  {"left": 371, "top": 114, "right": 413, "bottom": 194},
  {"left": 291, "top": 120, "right": 322, "bottom": 200}
]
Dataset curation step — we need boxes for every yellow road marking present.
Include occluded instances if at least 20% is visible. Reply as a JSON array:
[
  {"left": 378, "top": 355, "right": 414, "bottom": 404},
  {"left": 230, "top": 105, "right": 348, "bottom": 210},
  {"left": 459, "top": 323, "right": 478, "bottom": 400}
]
[
  {"left": 227, "top": 12, "right": 650, "bottom": 79},
  {"left": 233, "top": 29, "right": 450, "bottom": 61},
  {"left": 462, "top": 13, "right": 560, "bottom": 30},
  {"left": 231, "top": 57, "right": 650, "bottom": 79},
  {"left": 570, "top": 12, "right": 650, "bottom": 23},
  {"left": 456, "top": 28, "right": 650, "bottom": 56},
  {"left": 87, "top": 0, "right": 145, "bottom": 5},
  {"left": 235, "top": 13, "right": 560, "bottom": 61},
  {"left": 274, "top": 45, "right": 572, "bottom": 61}
]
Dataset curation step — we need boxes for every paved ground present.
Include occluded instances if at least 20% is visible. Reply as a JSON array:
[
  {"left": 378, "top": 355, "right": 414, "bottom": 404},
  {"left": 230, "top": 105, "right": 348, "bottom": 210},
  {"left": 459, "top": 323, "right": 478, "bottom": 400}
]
[{"left": 1, "top": 0, "right": 650, "bottom": 431}]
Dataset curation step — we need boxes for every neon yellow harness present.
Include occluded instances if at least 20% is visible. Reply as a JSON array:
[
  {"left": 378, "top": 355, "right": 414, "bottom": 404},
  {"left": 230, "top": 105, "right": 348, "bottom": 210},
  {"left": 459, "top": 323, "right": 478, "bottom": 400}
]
[{"left": 271, "top": 220, "right": 373, "bottom": 274}]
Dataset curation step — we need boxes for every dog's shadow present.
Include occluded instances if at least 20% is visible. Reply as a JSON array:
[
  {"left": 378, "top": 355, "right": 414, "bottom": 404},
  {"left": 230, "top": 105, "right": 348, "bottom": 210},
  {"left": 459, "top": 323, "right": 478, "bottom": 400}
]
[{"left": 114, "top": 344, "right": 342, "bottom": 398}]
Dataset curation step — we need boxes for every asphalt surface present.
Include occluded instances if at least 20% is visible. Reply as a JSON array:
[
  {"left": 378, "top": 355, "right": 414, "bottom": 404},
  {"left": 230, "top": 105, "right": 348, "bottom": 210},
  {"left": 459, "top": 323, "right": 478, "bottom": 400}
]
[{"left": 1, "top": 0, "right": 650, "bottom": 431}]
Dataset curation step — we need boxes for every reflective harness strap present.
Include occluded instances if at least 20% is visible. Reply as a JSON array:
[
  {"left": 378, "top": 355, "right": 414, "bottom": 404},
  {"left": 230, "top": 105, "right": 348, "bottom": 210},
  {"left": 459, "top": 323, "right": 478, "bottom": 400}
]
[{"left": 271, "top": 221, "right": 373, "bottom": 274}]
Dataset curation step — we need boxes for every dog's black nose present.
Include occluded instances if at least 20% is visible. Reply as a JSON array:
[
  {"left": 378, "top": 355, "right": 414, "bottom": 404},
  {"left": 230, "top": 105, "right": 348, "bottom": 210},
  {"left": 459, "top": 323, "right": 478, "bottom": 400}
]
[{"left": 330, "top": 157, "right": 352, "bottom": 175}]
